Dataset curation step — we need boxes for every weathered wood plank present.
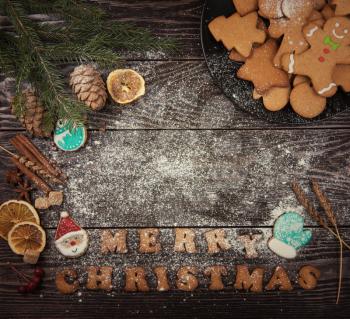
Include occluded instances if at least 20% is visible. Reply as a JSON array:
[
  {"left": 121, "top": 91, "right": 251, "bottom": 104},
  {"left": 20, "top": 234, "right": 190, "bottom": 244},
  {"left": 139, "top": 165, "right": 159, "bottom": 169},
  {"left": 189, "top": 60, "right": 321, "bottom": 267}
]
[
  {"left": 2, "top": 62, "right": 350, "bottom": 131},
  {"left": 0, "top": 228, "right": 349, "bottom": 319},
  {"left": 1, "top": 130, "right": 349, "bottom": 227}
]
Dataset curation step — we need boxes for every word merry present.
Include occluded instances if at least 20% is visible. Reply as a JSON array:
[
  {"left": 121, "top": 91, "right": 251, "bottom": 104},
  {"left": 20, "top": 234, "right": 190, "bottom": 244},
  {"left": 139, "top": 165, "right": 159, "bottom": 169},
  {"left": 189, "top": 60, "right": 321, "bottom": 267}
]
[
  {"left": 101, "top": 228, "right": 263, "bottom": 258},
  {"left": 55, "top": 265, "right": 320, "bottom": 294}
]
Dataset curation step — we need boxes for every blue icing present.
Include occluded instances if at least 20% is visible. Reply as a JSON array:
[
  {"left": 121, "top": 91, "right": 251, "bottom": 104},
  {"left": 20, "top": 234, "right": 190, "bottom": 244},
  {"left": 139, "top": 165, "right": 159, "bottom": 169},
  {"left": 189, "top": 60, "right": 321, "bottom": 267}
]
[
  {"left": 273, "top": 211, "right": 312, "bottom": 250},
  {"left": 54, "top": 120, "right": 86, "bottom": 151}
]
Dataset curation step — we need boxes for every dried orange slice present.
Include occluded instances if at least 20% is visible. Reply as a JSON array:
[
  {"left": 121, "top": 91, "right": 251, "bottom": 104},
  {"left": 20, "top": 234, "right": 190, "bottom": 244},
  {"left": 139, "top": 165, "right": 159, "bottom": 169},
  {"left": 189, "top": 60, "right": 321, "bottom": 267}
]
[
  {"left": 8, "top": 221, "right": 46, "bottom": 255},
  {"left": 107, "top": 69, "right": 145, "bottom": 104},
  {"left": 0, "top": 200, "right": 40, "bottom": 240}
]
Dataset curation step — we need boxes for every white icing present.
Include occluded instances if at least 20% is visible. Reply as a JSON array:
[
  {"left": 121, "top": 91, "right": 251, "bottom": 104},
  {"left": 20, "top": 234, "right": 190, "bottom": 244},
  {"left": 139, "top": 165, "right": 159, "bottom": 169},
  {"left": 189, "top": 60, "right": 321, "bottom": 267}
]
[
  {"left": 318, "top": 83, "right": 337, "bottom": 95},
  {"left": 306, "top": 26, "right": 318, "bottom": 37},
  {"left": 332, "top": 29, "right": 345, "bottom": 39},
  {"left": 288, "top": 54, "right": 295, "bottom": 73},
  {"left": 268, "top": 238, "right": 297, "bottom": 259},
  {"left": 55, "top": 230, "right": 89, "bottom": 258}
]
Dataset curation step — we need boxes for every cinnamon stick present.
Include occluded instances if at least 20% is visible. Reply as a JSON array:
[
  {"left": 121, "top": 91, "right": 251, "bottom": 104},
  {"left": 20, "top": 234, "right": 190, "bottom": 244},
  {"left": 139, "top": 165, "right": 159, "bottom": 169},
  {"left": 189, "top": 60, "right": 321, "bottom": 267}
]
[
  {"left": 12, "top": 137, "right": 65, "bottom": 184},
  {"left": 10, "top": 137, "right": 38, "bottom": 163},
  {"left": 11, "top": 157, "right": 52, "bottom": 194},
  {"left": 15, "top": 134, "right": 63, "bottom": 178}
]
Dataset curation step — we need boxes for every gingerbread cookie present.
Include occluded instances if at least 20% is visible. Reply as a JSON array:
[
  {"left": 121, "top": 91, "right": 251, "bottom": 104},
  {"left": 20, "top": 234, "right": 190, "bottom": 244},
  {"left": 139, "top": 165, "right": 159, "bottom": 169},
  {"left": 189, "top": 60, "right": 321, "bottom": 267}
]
[
  {"left": 268, "top": 0, "right": 314, "bottom": 67},
  {"left": 314, "top": 0, "right": 327, "bottom": 11},
  {"left": 322, "top": 4, "right": 335, "bottom": 20},
  {"left": 233, "top": 0, "right": 258, "bottom": 16},
  {"left": 282, "top": 17, "right": 350, "bottom": 97},
  {"left": 291, "top": 82, "right": 327, "bottom": 118},
  {"left": 293, "top": 75, "right": 310, "bottom": 87},
  {"left": 331, "top": 0, "right": 350, "bottom": 16},
  {"left": 238, "top": 39, "right": 290, "bottom": 94},
  {"left": 258, "top": 0, "right": 283, "bottom": 19},
  {"left": 208, "top": 12, "right": 266, "bottom": 57},
  {"left": 261, "top": 86, "right": 291, "bottom": 111},
  {"left": 333, "top": 64, "right": 350, "bottom": 91},
  {"left": 229, "top": 49, "right": 247, "bottom": 62}
]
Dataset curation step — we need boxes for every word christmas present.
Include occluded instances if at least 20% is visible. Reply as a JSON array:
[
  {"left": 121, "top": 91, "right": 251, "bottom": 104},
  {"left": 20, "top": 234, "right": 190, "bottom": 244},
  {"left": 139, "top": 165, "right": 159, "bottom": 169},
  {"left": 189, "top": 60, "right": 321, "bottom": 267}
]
[{"left": 55, "top": 228, "right": 321, "bottom": 294}]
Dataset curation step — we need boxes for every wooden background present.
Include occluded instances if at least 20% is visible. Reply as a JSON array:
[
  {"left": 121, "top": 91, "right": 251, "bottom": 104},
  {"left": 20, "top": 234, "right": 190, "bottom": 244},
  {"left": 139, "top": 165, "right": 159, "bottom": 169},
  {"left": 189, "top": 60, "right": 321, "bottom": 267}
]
[{"left": 0, "top": 1, "right": 350, "bottom": 318}]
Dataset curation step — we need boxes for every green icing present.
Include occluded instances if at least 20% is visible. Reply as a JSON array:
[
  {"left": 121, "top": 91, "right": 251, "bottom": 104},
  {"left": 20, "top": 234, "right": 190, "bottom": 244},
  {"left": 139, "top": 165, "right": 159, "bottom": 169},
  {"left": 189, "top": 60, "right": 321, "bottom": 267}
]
[
  {"left": 273, "top": 211, "right": 312, "bottom": 250},
  {"left": 54, "top": 120, "right": 86, "bottom": 151}
]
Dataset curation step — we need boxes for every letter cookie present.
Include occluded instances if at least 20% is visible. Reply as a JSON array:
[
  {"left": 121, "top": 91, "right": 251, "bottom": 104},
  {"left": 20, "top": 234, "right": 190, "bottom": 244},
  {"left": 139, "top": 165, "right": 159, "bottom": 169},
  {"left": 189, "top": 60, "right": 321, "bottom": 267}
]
[{"left": 281, "top": 17, "right": 350, "bottom": 97}]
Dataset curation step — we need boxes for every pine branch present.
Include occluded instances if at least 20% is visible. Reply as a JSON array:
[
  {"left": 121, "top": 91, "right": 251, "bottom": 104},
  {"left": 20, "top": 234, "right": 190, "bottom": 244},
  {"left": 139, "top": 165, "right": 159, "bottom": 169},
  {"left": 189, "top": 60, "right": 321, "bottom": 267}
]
[{"left": 1, "top": 0, "right": 177, "bottom": 130}]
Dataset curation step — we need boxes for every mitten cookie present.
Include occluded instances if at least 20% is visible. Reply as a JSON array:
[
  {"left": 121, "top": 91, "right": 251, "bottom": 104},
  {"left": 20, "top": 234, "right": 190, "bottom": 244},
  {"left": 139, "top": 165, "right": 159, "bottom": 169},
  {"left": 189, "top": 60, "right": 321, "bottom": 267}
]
[
  {"left": 268, "top": 211, "right": 312, "bottom": 259},
  {"left": 281, "top": 17, "right": 350, "bottom": 97},
  {"left": 331, "top": 0, "right": 350, "bottom": 16},
  {"left": 237, "top": 39, "right": 290, "bottom": 94},
  {"left": 233, "top": 0, "right": 258, "bottom": 16},
  {"left": 333, "top": 64, "right": 350, "bottom": 91},
  {"left": 208, "top": 12, "right": 266, "bottom": 57},
  {"left": 268, "top": 0, "right": 314, "bottom": 66},
  {"left": 290, "top": 82, "right": 327, "bottom": 118}
]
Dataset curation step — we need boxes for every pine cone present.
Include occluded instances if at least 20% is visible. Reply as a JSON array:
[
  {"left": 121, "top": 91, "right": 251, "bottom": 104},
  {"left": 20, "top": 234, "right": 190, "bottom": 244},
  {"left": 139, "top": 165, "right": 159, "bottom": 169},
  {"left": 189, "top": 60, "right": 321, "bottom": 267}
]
[
  {"left": 70, "top": 65, "right": 107, "bottom": 111},
  {"left": 12, "top": 89, "right": 51, "bottom": 138}
]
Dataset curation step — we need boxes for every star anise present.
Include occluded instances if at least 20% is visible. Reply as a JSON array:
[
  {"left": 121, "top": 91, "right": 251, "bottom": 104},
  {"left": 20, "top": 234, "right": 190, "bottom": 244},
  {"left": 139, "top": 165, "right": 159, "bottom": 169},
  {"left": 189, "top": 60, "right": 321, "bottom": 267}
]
[
  {"left": 5, "top": 170, "right": 23, "bottom": 186},
  {"left": 13, "top": 179, "right": 33, "bottom": 203}
]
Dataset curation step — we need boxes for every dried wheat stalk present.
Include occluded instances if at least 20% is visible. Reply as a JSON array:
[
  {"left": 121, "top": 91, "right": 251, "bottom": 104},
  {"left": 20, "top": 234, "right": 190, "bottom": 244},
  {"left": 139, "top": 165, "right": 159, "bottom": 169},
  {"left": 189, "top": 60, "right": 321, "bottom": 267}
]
[{"left": 311, "top": 179, "right": 343, "bottom": 305}]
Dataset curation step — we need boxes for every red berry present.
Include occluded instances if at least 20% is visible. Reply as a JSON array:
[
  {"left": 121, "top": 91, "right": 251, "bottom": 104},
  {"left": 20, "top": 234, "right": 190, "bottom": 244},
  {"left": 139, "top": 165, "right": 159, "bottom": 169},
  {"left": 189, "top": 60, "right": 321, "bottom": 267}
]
[
  {"left": 34, "top": 267, "right": 45, "bottom": 277},
  {"left": 32, "top": 275, "right": 41, "bottom": 285},
  {"left": 25, "top": 282, "right": 36, "bottom": 292},
  {"left": 17, "top": 285, "right": 27, "bottom": 293}
]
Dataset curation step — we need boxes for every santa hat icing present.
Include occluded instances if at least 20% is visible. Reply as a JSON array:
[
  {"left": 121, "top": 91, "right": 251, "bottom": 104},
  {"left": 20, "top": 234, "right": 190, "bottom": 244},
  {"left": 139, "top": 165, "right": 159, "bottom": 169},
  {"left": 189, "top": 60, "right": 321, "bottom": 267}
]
[{"left": 55, "top": 211, "right": 84, "bottom": 242}]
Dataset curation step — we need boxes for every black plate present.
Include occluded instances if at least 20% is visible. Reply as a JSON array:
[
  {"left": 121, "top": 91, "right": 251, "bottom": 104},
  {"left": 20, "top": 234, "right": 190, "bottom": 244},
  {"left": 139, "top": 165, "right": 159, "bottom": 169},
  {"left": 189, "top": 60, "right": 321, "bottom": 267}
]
[{"left": 201, "top": 0, "right": 350, "bottom": 124}]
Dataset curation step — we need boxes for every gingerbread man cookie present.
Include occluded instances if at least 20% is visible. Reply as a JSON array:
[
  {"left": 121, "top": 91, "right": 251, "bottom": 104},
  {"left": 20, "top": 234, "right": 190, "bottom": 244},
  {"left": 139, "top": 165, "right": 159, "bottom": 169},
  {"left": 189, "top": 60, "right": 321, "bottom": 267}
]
[
  {"left": 268, "top": 0, "right": 315, "bottom": 66},
  {"left": 333, "top": 64, "right": 350, "bottom": 92},
  {"left": 238, "top": 39, "right": 290, "bottom": 94},
  {"left": 331, "top": 0, "right": 350, "bottom": 16},
  {"left": 282, "top": 17, "right": 350, "bottom": 97},
  {"left": 208, "top": 12, "right": 266, "bottom": 57}
]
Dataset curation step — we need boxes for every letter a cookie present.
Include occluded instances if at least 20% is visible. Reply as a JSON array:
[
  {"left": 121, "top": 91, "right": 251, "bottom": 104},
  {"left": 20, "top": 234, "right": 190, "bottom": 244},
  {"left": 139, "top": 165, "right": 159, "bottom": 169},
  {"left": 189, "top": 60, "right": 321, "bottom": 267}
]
[
  {"left": 281, "top": 17, "right": 350, "bottom": 97},
  {"left": 208, "top": 12, "right": 266, "bottom": 57}
]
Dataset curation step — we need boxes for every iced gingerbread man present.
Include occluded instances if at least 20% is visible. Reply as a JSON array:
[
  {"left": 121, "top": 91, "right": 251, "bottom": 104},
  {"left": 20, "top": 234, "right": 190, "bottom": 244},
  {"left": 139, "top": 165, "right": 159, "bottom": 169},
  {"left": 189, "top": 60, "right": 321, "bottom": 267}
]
[
  {"left": 269, "top": 0, "right": 314, "bottom": 67},
  {"left": 282, "top": 17, "right": 350, "bottom": 97}
]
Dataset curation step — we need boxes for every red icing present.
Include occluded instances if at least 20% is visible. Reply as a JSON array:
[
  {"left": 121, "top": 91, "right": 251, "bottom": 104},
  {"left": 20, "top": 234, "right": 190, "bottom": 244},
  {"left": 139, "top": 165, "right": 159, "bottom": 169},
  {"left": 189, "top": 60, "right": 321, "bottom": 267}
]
[
  {"left": 319, "top": 56, "right": 325, "bottom": 62},
  {"left": 323, "top": 48, "right": 330, "bottom": 54},
  {"left": 55, "top": 217, "right": 81, "bottom": 240}
]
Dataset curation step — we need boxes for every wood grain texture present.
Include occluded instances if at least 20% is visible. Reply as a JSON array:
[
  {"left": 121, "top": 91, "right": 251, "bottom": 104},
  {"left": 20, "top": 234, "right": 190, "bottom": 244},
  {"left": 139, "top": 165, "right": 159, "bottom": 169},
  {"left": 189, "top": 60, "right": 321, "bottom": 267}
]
[
  {"left": 2, "top": 62, "right": 350, "bottom": 131},
  {"left": 0, "top": 228, "right": 349, "bottom": 319},
  {"left": 1, "top": 130, "right": 350, "bottom": 227}
]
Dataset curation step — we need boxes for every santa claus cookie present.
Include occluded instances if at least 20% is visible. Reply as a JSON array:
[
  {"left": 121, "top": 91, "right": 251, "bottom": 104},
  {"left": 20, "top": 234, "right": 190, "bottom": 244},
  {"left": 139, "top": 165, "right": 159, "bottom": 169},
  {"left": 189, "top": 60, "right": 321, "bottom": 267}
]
[
  {"left": 55, "top": 211, "right": 89, "bottom": 258},
  {"left": 281, "top": 17, "right": 350, "bottom": 97}
]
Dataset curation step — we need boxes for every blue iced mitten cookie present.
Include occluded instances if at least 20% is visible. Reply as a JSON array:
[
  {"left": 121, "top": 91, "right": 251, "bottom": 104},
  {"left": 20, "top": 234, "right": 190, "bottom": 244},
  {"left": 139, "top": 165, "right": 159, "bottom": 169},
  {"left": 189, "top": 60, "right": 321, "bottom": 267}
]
[
  {"left": 268, "top": 211, "right": 312, "bottom": 259},
  {"left": 54, "top": 120, "right": 87, "bottom": 152}
]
